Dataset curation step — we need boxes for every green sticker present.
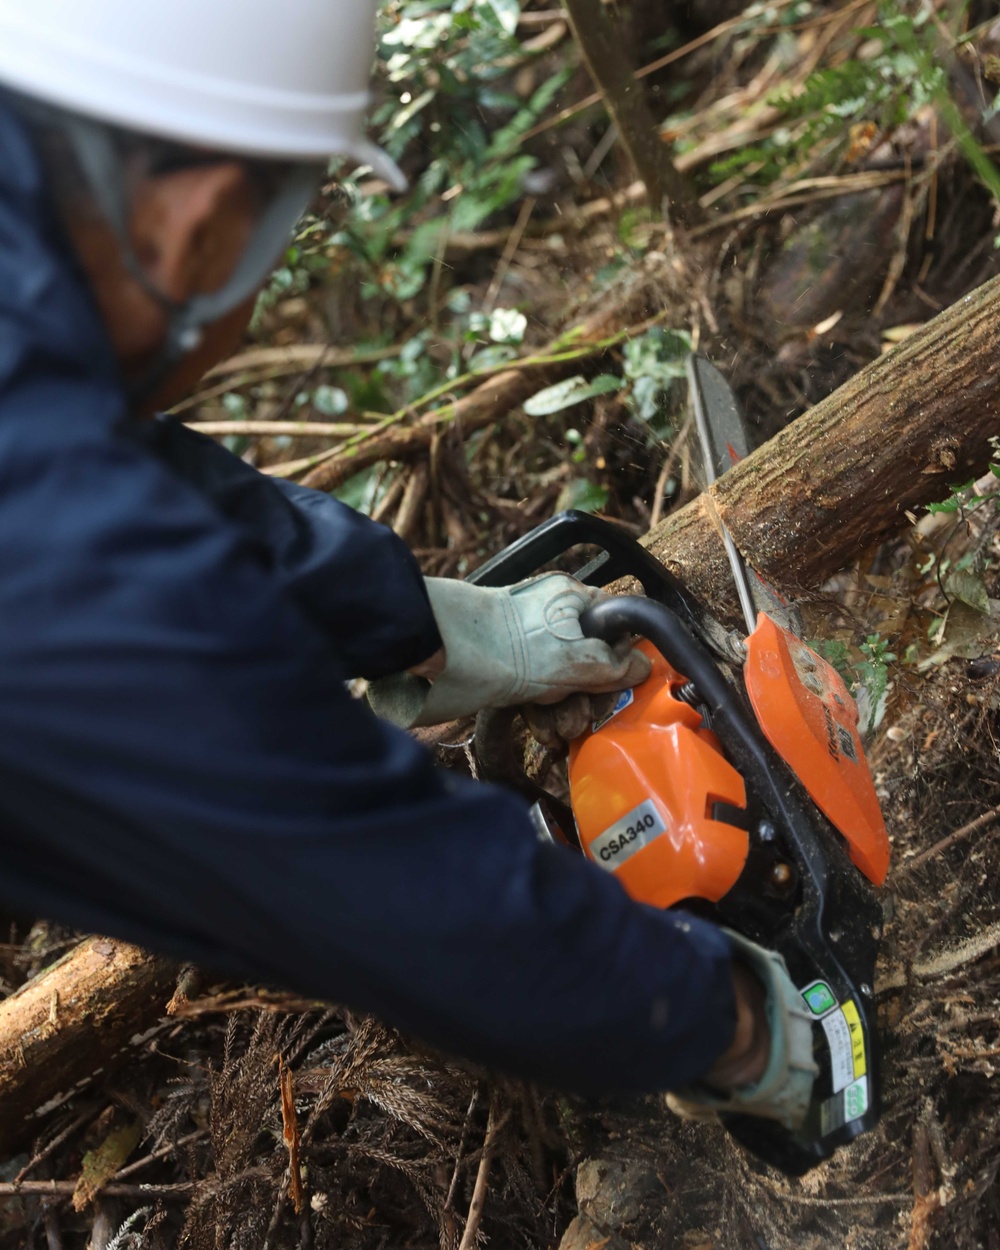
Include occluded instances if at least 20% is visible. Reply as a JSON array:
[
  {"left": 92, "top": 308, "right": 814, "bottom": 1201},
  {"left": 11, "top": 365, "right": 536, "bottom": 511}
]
[
  {"left": 844, "top": 1077, "right": 869, "bottom": 1121},
  {"left": 802, "top": 981, "right": 836, "bottom": 1016}
]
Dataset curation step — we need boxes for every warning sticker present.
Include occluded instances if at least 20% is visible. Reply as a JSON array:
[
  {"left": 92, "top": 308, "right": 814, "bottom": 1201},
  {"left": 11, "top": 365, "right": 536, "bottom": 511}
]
[
  {"left": 820, "top": 1008, "right": 856, "bottom": 1093},
  {"left": 841, "top": 999, "right": 867, "bottom": 1079}
]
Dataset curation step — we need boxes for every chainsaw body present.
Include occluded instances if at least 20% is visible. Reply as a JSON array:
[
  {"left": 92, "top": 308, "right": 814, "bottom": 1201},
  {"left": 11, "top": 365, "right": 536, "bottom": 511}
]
[{"left": 472, "top": 509, "right": 890, "bottom": 1177}]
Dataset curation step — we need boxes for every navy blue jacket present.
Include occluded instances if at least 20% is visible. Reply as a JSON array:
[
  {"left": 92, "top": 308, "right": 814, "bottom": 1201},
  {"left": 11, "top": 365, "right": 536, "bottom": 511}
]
[{"left": 0, "top": 96, "right": 736, "bottom": 1094}]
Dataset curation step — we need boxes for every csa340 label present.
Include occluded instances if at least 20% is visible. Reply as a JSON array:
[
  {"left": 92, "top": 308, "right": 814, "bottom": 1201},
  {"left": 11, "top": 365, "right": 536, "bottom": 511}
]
[{"left": 589, "top": 800, "right": 666, "bottom": 869}]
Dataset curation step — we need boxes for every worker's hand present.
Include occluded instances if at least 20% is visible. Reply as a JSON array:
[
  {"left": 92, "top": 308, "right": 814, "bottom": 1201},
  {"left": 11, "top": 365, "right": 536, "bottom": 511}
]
[
  {"left": 665, "top": 930, "right": 819, "bottom": 1132},
  {"left": 521, "top": 690, "right": 621, "bottom": 749},
  {"left": 368, "top": 574, "right": 651, "bottom": 728}
]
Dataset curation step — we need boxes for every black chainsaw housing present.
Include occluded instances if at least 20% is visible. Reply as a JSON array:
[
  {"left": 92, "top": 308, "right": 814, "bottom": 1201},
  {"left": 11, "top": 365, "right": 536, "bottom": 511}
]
[{"left": 472, "top": 511, "right": 884, "bottom": 1177}]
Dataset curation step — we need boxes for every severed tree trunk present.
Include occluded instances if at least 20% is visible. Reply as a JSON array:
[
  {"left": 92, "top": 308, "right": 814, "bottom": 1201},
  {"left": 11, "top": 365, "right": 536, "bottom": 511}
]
[
  {"left": 2, "top": 274, "right": 1000, "bottom": 1148},
  {"left": 644, "top": 271, "right": 1000, "bottom": 623}
]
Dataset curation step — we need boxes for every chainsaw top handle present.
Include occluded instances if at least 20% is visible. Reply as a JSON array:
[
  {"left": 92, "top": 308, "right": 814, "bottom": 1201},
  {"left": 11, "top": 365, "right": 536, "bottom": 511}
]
[{"left": 580, "top": 595, "right": 774, "bottom": 799}]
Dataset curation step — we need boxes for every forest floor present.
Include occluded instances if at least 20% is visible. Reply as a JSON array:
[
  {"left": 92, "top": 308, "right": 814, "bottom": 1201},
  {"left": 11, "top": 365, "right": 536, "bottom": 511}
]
[{"left": 4, "top": 3, "right": 1000, "bottom": 1248}]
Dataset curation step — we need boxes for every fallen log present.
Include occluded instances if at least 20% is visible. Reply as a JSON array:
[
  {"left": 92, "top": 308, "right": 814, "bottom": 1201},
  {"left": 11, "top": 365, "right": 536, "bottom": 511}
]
[
  {"left": 3, "top": 272, "right": 1000, "bottom": 1149},
  {"left": 0, "top": 938, "right": 176, "bottom": 1156}
]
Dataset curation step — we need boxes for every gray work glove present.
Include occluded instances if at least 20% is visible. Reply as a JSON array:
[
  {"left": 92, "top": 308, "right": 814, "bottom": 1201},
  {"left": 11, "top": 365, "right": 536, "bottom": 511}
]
[
  {"left": 666, "top": 930, "right": 819, "bottom": 1132},
  {"left": 368, "top": 573, "right": 651, "bottom": 728},
  {"left": 522, "top": 691, "right": 621, "bottom": 748}
]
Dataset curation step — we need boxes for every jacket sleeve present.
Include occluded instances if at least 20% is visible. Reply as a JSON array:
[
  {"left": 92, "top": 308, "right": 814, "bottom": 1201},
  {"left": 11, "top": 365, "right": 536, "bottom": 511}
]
[
  {"left": 0, "top": 399, "right": 737, "bottom": 1096},
  {"left": 139, "top": 417, "right": 442, "bottom": 679}
]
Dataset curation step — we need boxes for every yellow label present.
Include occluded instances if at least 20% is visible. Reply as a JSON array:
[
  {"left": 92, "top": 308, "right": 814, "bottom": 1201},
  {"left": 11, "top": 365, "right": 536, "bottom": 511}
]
[{"left": 841, "top": 1000, "right": 867, "bottom": 1079}]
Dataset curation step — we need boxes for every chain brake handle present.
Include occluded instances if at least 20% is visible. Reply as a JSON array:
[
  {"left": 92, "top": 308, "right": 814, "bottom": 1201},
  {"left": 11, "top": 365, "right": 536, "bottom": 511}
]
[{"left": 468, "top": 510, "right": 699, "bottom": 616}]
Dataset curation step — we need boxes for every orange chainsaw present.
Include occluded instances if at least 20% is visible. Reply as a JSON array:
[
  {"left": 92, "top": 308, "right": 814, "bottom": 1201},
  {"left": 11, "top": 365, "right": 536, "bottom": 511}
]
[{"left": 471, "top": 356, "right": 890, "bottom": 1177}]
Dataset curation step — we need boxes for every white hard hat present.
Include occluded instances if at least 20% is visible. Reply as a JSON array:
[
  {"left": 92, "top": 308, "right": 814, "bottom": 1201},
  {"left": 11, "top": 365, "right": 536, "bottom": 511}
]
[{"left": 0, "top": 0, "right": 403, "bottom": 186}]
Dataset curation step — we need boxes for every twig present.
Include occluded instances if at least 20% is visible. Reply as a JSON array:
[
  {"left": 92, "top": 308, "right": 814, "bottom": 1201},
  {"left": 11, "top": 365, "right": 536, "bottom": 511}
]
[
  {"left": 14, "top": 1105, "right": 99, "bottom": 1184},
  {"left": 878, "top": 920, "right": 1000, "bottom": 992},
  {"left": 168, "top": 989, "right": 327, "bottom": 1017},
  {"left": 482, "top": 196, "right": 536, "bottom": 316},
  {"left": 649, "top": 414, "right": 694, "bottom": 531},
  {"left": 185, "top": 420, "right": 371, "bottom": 439},
  {"left": 43, "top": 1202, "right": 63, "bottom": 1250},
  {"left": 908, "top": 1113, "right": 939, "bottom": 1250},
  {"left": 775, "top": 1191, "right": 910, "bottom": 1206},
  {"left": 111, "top": 1128, "right": 207, "bottom": 1180},
  {"left": 687, "top": 169, "right": 908, "bottom": 238},
  {"left": 445, "top": 1090, "right": 480, "bottom": 1213},
  {"left": 457, "top": 1105, "right": 511, "bottom": 1250},
  {"left": 521, "top": 0, "right": 804, "bottom": 144},
  {"left": 278, "top": 1055, "right": 304, "bottom": 1216},
  {"left": 562, "top": 0, "right": 702, "bottom": 224},
  {"left": 169, "top": 345, "right": 401, "bottom": 416},
  {"left": 915, "top": 922, "right": 1000, "bottom": 981},
  {"left": 204, "top": 344, "right": 398, "bottom": 380},
  {"left": 898, "top": 805, "right": 1000, "bottom": 873},
  {"left": 293, "top": 307, "right": 672, "bottom": 492},
  {"left": 371, "top": 474, "right": 406, "bottom": 525},
  {"left": 393, "top": 461, "right": 431, "bottom": 544},
  {"left": 0, "top": 1181, "right": 194, "bottom": 1198},
  {"left": 873, "top": 161, "right": 917, "bottom": 318}
]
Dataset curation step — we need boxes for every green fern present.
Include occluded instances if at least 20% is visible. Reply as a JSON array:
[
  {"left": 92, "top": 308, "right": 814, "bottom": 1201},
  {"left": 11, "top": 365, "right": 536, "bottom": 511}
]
[{"left": 709, "top": 4, "right": 952, "bottom": 188}]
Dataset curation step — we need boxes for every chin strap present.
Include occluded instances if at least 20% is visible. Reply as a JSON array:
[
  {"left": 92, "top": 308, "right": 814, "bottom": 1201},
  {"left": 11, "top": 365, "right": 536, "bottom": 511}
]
[{"left": 60, "top": 113, "right": 321, "bottom": 406}]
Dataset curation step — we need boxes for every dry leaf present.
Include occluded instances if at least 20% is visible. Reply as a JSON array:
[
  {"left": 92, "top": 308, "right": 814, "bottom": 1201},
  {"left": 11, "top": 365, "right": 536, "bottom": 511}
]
[{"left": 71, "top": 1120, "right": 142, "bottom": 1211}]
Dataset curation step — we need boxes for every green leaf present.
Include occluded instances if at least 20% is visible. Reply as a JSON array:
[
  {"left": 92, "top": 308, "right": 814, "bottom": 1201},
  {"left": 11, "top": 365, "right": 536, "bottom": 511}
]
[
  {"left": 554, "top": 479, "right": 610, "bottom": 514},
  {"left": 72, "top": 1121, "right": 142, "bottom": 1211},
  {"left": 489, "top": 308, "right": 527, "bottom": 344},
  {"left": 486, "top": 0, "right": 520, "bottom": 37},
  {"left": 523, "top": 374, "right": 623, "bottom": 416},
  {"left": 390, "top": 88, "right": 436, "bottom": 132},
  {"left": 334, "top": 467, "right": 384, "bottom": 514},
  {"left": 468, "top": 344, "right": 518, "bottom": 371},
  {"left": 312, "top": 385, "right": 349, "bottom": 417},
  {"left": 946, "top": 569, "right": 990, "bottom": 614}
]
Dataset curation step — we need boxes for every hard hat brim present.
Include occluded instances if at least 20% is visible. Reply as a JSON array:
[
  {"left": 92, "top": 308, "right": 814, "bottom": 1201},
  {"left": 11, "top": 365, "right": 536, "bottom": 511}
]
[{"left": 0, "top": 12, "right": 406, "bottom": 189}]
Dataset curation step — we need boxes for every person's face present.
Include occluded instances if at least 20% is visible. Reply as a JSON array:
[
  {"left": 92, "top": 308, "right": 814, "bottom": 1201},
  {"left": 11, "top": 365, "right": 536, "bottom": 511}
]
[{"left": 67, "top": 160, "right": 263, "bottom": 415}]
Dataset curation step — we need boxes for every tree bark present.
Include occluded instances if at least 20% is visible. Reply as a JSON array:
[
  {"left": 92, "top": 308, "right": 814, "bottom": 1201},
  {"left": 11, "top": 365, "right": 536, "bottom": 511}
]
[
  {"left": 0, "top": 938, "right": 176, "bottom": 1154},
  {"left": 645, "top": 271, "right": 1000, "bottom": 624},
  {"left": 561, "top": 0, "right": 703, "bottom": 227}
]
